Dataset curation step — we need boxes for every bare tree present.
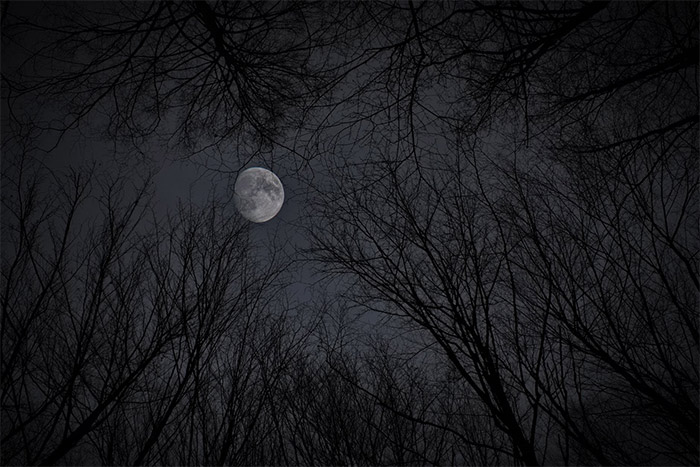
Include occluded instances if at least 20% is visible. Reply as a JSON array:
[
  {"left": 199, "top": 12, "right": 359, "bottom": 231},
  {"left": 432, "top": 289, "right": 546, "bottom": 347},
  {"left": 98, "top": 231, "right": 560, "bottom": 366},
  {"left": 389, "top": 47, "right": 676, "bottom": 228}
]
[
  {"left": 3, "top": 1, "right": 697, "bottom": 465},
  {"left": 2, "top": 1, "right": 345, "bottom": 157},
  {"left": 0, "top": 146, "right": 297, "bottom": 464},
  {"left": 306, "top": 3, "right": 697, "bottom": 465}
]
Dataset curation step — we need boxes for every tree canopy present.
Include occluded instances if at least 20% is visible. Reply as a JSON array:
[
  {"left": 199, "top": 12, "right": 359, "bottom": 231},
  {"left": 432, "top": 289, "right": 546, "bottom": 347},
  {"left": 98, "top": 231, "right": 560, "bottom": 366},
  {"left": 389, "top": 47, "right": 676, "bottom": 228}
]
[{"left": 2, "top": 1, "right": 698, "bottom": 465}]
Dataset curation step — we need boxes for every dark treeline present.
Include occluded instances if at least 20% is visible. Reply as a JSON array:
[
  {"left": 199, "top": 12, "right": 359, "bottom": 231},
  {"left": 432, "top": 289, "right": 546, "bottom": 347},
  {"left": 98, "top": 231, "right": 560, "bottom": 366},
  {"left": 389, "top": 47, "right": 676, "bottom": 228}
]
[{"left": 1, "top": 1, "right": 697, "bottom": 465}]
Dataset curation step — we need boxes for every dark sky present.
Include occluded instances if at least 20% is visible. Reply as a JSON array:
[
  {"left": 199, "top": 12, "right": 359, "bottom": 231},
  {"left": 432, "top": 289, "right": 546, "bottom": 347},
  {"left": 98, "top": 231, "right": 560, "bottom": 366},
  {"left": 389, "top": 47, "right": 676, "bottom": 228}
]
[
  {"left": 1, "top": 2, "right": 697, "bottom": 465},
  {"left": 2, "top": 0, "right": 319, "bottom": 302}
]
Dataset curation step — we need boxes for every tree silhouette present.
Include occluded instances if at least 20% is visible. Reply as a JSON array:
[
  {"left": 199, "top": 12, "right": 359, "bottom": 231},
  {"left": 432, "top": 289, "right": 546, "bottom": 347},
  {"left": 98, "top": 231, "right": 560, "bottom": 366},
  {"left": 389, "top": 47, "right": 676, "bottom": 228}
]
[
  {"left": 2, "top": 1, "right": 698, "bottom": 465},
  {"left": 1, "top": 150, "right": 295, "bottom": 464},
  {"left": 306, "top": 1, "right": 697, "bottom": 464},
  {"left": 2, "top": 1, "right": 344, "bottom": 155}
]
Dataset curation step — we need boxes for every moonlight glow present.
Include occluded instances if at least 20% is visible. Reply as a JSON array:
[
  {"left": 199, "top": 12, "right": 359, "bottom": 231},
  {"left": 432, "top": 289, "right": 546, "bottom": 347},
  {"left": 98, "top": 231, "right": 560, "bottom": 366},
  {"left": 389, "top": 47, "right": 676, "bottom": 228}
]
[{"left": 234, "top": 167, "right": 284, "bottom": 223}]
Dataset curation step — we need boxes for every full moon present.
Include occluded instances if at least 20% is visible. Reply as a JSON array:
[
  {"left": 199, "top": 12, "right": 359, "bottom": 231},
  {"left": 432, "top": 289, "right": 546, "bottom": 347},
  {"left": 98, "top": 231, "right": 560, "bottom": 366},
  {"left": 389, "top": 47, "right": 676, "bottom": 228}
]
[{"left": 233, "top": 167, "right": 284, "bottom": 223}]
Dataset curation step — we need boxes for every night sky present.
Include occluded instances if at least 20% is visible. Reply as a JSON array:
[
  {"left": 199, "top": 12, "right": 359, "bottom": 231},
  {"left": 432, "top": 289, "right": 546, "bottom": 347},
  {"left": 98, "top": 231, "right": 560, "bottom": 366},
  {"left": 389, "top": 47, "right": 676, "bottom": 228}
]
[{"left": 1, "top": 2, "right": 698, "bottom": 465}]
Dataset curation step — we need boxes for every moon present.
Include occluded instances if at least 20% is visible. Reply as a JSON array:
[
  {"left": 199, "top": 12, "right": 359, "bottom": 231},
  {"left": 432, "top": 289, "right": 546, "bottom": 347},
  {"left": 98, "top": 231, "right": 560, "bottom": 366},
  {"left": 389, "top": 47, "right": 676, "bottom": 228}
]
[{"left": 233, "top": 167, "right": 284, "bottom": 223}]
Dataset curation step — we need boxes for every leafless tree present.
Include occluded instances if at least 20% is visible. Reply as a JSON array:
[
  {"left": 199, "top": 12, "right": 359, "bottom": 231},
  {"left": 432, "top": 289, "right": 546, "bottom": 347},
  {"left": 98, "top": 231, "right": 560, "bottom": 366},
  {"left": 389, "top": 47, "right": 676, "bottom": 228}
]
[
  {"left": 2, "top": 1, "right": 348, "bottom": 159},
  {"left": 2, "top": 1, "right": 697, "bottom": 465},
  {"left": 1, "top": 146, "right": 297, "bottom": 464},
  {"left": 306, "top": 3, "right": 697, "bottom": 465}
]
